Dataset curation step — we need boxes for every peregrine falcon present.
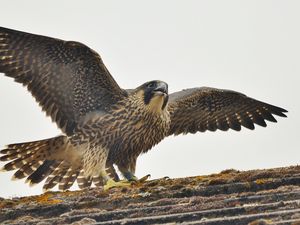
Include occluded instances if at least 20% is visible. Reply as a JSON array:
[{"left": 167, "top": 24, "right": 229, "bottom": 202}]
[{"left": 0, "top": 27, "right": 287, "bottom": 191}]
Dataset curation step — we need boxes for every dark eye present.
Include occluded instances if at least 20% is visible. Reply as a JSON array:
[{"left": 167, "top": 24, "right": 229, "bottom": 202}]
[{"left": 147, "top": 82, "right": 155, "bottom": 88}]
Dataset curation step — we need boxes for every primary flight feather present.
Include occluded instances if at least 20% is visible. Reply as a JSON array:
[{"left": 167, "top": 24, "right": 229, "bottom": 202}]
[{"left": 0, "top": 27, "right": 287, "bottom": 191}]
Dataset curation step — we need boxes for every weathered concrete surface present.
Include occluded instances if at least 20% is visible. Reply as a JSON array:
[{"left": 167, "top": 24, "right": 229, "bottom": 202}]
[{"left": 0, "top": 166, "right": 300, "bottom": 225}]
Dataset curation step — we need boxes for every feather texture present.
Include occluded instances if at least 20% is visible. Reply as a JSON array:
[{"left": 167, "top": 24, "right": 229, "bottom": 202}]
[
  {"left": 168, "top": 87, "right": 287, "bottom": 135},
  {"left": 0, "top": 27, "right": 127, "bottom": 135}
]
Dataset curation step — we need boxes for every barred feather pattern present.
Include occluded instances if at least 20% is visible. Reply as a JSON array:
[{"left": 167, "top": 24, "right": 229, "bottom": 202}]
[
  {"left": 0, "top": 136, "right": 107, "bottom": 191},
  {"left": 43, "top": 161, "right": 69, "bottom": 191},
  {"left": 26, "top": 160, "right": 58, "bottom": 185},
  {"left": 0, "top": 136, "right": 108, "bottom": 191},
  {"left": 168, "top": 87, "right": 288, "bottom": 135},
  {"left": 0, "top": 138, "right": 63, "bottom": 175},
  {"left": 77, "top": 169, "right": 93, "bottom": 189}
]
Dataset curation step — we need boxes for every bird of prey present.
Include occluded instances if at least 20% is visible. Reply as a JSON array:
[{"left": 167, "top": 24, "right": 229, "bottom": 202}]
[{"left": 0, "top": 27, "right": 287, "bottom": 191}]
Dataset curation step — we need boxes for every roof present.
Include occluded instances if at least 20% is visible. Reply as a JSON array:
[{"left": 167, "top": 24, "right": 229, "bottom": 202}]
[{"left": 0, "top": 165, "right": 300, "bottom": 225}]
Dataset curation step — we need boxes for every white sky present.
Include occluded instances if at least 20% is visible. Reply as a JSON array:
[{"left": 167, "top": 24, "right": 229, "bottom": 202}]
[{"left": 0, "top": 0, "right": 299, "bottom": 198}]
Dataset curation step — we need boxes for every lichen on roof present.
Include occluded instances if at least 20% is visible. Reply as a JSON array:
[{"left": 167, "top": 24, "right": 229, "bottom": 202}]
[{"left": 1, "top": 166, "right": 300, "bottom": 225}]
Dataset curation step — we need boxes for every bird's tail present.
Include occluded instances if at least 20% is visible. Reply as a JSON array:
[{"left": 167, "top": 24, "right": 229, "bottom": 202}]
[{"left": 0, "top": 135, "right": 90, "bottom": 191}]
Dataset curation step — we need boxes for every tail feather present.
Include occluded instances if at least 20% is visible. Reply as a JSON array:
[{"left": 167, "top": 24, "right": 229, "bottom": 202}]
[
  {"left": 43, "top": 161, "right": 69, "bottom": 191},
  {"left": 59, "top": 168, "right": 80, "bottom": 190},
  {"left": 92, "top": 176, "right": 103, "bottom": 187},
  {"left": 77, "top": 169, "right": 92, "bottom": 189},
  {"left": 1, "top": 135, "right": 104, "bottom": 191},
  {"left": 26, "top": 160, "right": 58, "bottom": 185},
  {"left": 12, "top": 160, "right": 43, "bottom": 180},
  {"left": 0, "top": 138, "right": 57, "bottom": 168},
  {"left": 0, "top": 135, "right": 84, "bottom": 191}
]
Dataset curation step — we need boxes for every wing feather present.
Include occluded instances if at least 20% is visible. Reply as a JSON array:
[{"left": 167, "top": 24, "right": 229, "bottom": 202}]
[
  {"left": 0, "top": 27, "right": 127, "bottom": 135},
  {"left": 168, "top": 87, "right": 287, "bottom": 135}
]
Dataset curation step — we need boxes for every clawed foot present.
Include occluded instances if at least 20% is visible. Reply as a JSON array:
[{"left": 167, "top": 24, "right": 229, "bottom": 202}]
[
  {"left": 103, "top": 174, "right": 151, "bottom": 191},
  {"left": 130, "top": 174, "right": 151, "bottom": 184},
  {"left": 123, "top": 172, "right": 151, "bottom": 184}
]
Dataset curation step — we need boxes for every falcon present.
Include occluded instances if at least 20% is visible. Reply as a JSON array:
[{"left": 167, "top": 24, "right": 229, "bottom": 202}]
[{"left": 0, "top": 27, "right": 287, "bottom": 191}]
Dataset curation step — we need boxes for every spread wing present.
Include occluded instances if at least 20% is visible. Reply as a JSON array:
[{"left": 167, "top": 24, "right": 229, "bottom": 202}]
[
  {"left": 0, "top": 27, "right": 127, "bottom": 135},
  {"left": 168, "top": 87, "right": 287, "bottom": 135}
]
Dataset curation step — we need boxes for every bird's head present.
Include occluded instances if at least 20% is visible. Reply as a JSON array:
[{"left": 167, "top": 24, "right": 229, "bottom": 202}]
[{"left": 135, "top": 80, "right": 169, "bottom": 113}]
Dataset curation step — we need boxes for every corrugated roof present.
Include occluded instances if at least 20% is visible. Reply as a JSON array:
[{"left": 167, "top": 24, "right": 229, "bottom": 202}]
[{"left": 1, "top": 166, "right": 300, "bottom": 224}]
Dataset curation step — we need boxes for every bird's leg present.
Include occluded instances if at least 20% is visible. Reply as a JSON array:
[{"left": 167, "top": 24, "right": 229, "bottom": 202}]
[
  {"left": 118, "top": 161, "right": 151, "bottom": 184},
  {"left": 123, "top": 170, "right": 138, "bottom": 181},
  {"left": 100, "top": 170, "right": 131, "bottom": 191}
]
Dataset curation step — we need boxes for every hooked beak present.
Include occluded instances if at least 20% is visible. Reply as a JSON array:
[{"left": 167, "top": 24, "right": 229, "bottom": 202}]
[
  {"left": 153, "top": 82, "right": 168, "bottom": 95},
  {"left": 153, "top": 82, "right": 169, "bottom": 110}
]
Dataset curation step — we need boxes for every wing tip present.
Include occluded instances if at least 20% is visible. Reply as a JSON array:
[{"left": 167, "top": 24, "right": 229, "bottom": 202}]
[
  {"left": 273, "top": 110, "right": 288, "bottom": 118},
  {"left": 268, "top": 104, "right": 288, "bottom": 118}
]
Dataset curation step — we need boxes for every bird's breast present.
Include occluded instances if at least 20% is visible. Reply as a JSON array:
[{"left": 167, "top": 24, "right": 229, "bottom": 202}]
[{"left": 107, "top": 108, "right": 171, "bottom": 163}]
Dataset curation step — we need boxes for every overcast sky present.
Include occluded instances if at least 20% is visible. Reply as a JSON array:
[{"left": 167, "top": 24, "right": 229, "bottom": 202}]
[{"left": 0, "top": 0, "right": 299, "bottom": 198}]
